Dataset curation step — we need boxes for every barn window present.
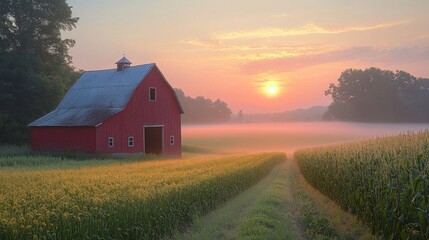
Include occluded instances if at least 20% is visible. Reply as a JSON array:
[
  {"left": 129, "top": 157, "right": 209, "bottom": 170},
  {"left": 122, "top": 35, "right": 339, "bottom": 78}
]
[
  {"left": 170, "top": 135, "right": 175, "bottom": 145},
  {"left": 108, "top": 137, "right": 114, "bottom": 147},
  {"left": 128, "top": 136, "right": 134, "bottom": 147},
  {"left": 149, "top": 87, "right": 156, "bottom": 101}
]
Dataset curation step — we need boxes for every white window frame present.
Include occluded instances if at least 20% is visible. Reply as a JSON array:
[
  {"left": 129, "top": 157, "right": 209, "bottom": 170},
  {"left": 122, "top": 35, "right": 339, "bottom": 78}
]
[
  {"left": 170, "top": 135, "right": 175, "bottom": 145},
  {"left": 108, "top": 137, "right": 114, "bottom": 148},
  {"left": 149, "top": 87, "right": 157, "bottom": 101},
  {"left": 128, "top": 136, "right": 134, "bottom": 147}
]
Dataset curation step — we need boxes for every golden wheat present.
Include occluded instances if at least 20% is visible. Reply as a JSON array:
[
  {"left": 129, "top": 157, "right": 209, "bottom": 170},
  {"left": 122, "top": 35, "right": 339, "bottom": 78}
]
[{"left": 0, "top": 153, "right": 285, "bottom": 239}]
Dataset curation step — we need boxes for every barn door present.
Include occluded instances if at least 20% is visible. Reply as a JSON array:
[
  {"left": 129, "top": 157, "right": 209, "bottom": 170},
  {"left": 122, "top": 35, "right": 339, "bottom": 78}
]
[{"left": 144, "top": 126, "right": 163, "bottom": 155}]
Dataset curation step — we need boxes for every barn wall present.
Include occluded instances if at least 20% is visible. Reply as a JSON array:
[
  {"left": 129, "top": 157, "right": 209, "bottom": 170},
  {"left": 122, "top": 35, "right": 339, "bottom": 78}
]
[
  {"left": 30, "top": 127, "right": 96, "bottom": 153},
  {"left": 96, "top": 66, "right": 182, "bottom": 155}
]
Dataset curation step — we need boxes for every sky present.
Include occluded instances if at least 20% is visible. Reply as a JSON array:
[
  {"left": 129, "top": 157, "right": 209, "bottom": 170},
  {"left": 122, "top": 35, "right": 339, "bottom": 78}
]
[{"left": 65, "top": 0, "right": 429, "bottom": 113}]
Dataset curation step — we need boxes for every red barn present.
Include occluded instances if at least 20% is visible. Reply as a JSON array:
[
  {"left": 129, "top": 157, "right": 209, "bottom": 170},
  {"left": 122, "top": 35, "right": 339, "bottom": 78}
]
[{"left": 28, "top": 57, "right": 183, "bottom": 156}]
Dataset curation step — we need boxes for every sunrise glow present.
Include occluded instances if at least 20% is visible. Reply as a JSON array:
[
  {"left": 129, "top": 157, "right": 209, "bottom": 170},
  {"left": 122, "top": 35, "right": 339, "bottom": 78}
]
[
  {"left": 65, "top": 0, "right": 429, "bottom": 113},
  {"left": 264, "top": 84, "right": 279, "bottom": 97}
]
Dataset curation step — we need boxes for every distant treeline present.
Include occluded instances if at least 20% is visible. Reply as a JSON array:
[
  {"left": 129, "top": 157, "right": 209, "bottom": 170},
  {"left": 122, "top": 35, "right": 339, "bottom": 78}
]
[
  {"left": 324, "top": 67, "right": 429, "bottom": 122},
  {"left": 175, "top": 89, "right": 232, "bottom": 123},
  {"left": 242, "top": 106, "right": 327, "bottom": 123}
]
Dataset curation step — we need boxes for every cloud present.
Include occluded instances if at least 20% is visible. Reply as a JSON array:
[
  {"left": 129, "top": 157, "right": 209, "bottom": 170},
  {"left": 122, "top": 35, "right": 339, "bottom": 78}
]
[
  {"left": 272, "top": 14, "right": 289, "bottom": 18},
  {"left": 185, "top": 39, "right": 338, "bottom": 61},
  {"left": 184, "top": 19, "right": 413, "bottom": 62},
  {"left": 254, "top": 78, "right": 296, "bottom": 87},
  {"left": 215, "top": 20, "right": 412, "bottom": 40},
  {"left": 414, "top": 34, "right": 429, "bottom": 40},
  {"left": 184, "top": 39, "right": 270, "bottom": 51},
  {"left": 183, "top": 19, "right": 424, "bottom": 75},
  {"left": 242, "top": 46, "right": 429, "bottom": 74}
]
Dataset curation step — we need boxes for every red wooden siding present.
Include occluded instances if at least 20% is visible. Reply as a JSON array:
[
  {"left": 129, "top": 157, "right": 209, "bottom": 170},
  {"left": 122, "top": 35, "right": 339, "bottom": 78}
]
[
  {"left": 95, "top": 66, "right": 182, "bottom": 155},
  {"left": 30, "top": 64, "right": 182, "bottom": 156},
  {"left": 31, "top": 127, "right": 96, "bottom": 153}
]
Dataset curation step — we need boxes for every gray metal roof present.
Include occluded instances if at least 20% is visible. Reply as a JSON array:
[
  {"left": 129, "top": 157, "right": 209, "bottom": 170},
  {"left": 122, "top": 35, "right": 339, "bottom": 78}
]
[
  {"left": 29, "top": 63, "right": 155, "bottom": 127},
  {"left": 28, "top": 108, "right": 123, "bottom": 127},
  {"left": 115, "top": 57, "right": 132, "bottom": 64}
]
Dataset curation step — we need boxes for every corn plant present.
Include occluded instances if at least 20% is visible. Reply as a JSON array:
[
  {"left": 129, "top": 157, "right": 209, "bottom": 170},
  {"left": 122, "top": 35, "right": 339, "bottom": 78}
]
[{"left": 295, "top": 131, "right": 429, "bottom": 239}]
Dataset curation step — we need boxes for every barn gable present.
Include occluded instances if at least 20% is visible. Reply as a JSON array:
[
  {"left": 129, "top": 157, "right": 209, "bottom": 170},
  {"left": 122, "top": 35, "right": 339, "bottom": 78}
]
[
  {"left": 28, "top": 63, "right": 182, "bottom": 127},
  {"left": 29, "top": 58, "right": 183, "bottom": 155}
]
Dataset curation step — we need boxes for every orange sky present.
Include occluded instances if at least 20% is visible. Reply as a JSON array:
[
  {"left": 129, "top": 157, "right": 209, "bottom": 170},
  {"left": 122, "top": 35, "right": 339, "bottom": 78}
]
[{"left": 65, "top": 0, "right": 429, "bottom": 113}]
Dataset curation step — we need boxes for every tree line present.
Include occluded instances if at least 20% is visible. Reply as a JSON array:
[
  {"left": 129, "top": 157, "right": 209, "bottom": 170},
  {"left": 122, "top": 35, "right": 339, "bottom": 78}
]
[
  {"left": 0, "top": 0, "right": 80, "bottom": 144},
  {"left": 324, "top": 67, "right": 429, "bottom": 122},
  {"left": 175, "top": 89, "right": 232, "bottom": 123}
]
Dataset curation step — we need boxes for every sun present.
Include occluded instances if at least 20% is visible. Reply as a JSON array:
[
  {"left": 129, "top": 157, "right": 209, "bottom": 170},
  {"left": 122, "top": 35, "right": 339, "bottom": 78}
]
[
  {"left": 267, "top": 85, "right": 278, "bottom": 95},
  {"left": 257, "top": 73, "right": 282, "bottom": 98},
  {"left": 264, "top": 84, "right": 279, "bottom": 97}
]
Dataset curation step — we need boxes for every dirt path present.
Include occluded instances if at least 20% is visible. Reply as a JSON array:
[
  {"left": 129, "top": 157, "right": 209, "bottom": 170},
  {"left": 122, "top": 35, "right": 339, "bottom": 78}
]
[
  {"left": 281, "top": 160, "right": 306, "bottom": 240},
  {"left": 172, "top": 160, "right": 303, "bottom": 240},
  {"left": 172, "top": 157, "right": 375, "bottom": 240}
]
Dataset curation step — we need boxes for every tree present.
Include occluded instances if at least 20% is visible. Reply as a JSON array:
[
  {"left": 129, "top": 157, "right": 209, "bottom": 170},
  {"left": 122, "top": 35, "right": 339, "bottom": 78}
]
[
  {"left": 213, "top": 99, "right": 232, "bottom": 122},
  {"left": 237, "top": 110, "right": 244, "bottom": 122},
  {"left": 174, "top": 88, "right": 232, "bottom": 123},
  {"left": 0, "top": 0, "right": 79, "bottom": 144},
  {"left": 324, "top": 67, "right": 429, "bottom": 122}
]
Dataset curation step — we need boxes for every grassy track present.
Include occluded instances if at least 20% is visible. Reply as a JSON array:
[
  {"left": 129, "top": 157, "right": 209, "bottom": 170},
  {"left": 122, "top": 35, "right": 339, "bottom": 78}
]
[
  {"left": 174, "top": 159, "right": 375, "bottom": 240},
  {"left": 235, "top": 163, "right": 297, "bottom": 240},
  {"left": 174, "top": 163, "right": 298, "bottom": 240},
  {"left": 175, "top": 163, "right": 298, "bottom": 240}
]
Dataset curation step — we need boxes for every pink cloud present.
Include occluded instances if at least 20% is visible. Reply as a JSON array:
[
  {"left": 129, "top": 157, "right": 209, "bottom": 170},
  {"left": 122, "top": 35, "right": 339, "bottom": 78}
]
[
  {"left": 242, "top": 46, "right": 429, "bottom": 74},
  {"left": 215, "top": 20, "right": 412, "bottom": 40}
]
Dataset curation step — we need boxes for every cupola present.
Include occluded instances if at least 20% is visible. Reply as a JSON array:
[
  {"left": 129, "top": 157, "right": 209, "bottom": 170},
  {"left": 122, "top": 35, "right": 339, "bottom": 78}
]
[{"left": 115, "top": 56, "right": 132, "bottom": 71}]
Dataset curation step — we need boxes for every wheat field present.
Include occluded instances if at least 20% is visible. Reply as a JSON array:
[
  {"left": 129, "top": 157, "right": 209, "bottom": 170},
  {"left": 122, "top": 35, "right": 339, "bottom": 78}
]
[{"left": 0, "top": 153, "right": 284, "bottom": 239}]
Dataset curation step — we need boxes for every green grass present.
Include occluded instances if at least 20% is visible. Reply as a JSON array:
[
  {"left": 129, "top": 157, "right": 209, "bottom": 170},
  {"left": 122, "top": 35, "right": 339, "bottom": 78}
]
[
  {"left": 181, "top": 145, "right": 219, "bottom": 154},
  {"left": 0, "top": 145, "right": 187, "bottom": 169},
  {"left": 0, "top": 144, "right": 225, "bottom": 169},
  {"left": 0, "top": 145, "right": 32, "bottom": 156},
  {"left": 174, "top": 162, "right": 296, "bottom": 240},
  {"left": 235, "top": 163, "right": 296, "bottom": 240},
  {"left": 0, "top": 152, "right": 161, "bottom": 169}
]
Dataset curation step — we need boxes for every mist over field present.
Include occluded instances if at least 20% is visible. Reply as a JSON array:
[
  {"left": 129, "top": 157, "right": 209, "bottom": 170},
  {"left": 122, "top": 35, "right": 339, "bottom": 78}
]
[{"left": 183, "top": 122, "right": 429, "bottom": 155}]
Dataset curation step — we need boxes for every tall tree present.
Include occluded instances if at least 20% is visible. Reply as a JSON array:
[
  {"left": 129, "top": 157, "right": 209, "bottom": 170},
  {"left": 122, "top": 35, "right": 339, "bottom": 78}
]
[{"left": 0, "top": 0, "right": 79, "bottom": 144}]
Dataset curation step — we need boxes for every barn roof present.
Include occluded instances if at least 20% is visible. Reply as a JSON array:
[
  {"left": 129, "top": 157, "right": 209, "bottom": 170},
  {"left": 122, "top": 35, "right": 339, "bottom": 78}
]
[
  {"left": 29, "top": 63, "right": 156, "bottom": 127},
  {"left": 115, "top": 57, "right": 132, "bottom": 64}
]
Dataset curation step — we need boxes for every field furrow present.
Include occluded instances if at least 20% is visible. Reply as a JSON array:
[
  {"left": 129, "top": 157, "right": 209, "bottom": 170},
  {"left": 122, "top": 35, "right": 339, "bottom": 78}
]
[{"left": 0, "top": 153, "right": 284, "bottom": 239}]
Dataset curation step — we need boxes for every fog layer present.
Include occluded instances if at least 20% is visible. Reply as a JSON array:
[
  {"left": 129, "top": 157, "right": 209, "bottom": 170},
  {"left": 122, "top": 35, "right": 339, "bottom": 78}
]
[{"left": 182, "top": 122, "right": 429, "bottom": 155}]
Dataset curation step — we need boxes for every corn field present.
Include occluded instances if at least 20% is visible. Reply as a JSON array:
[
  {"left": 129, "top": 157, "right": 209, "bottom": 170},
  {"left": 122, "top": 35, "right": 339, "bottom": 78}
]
[
  {"left": 295, "top": 131, "right": 429, "bottom": 239},
  {"left": 0, "top": 153, "right": 285, "bottom": 239}
]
